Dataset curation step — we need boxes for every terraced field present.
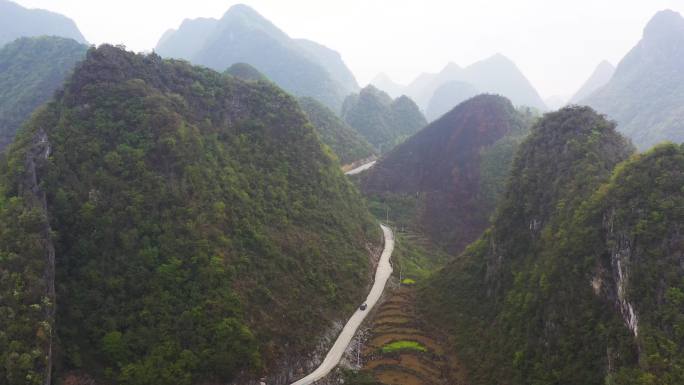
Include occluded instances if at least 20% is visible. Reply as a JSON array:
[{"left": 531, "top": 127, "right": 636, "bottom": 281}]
[{"left": 361, "top": 285, "right": 467, "bottom": 385}]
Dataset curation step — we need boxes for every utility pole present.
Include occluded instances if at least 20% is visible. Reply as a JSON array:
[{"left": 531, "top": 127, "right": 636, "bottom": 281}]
[
  {"left": 385, "top": 204, "right": 389, "bottom": 223},
  {"left": 356, "top": 334, "right": 362, "bottom": 367},
  {"left": 399, "top": 263, "right": 403, "bottom": 283}
]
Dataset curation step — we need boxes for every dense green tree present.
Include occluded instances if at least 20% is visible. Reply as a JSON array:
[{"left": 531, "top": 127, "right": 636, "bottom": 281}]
[{"left": 0, "top": 45, "right": 378, "bottom": 385}]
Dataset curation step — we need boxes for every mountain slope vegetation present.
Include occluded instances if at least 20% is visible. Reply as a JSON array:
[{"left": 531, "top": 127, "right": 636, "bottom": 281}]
[
  {"left": 0, "top": 0, "right": 86, "bottom": 47},
  {"left": 155, "top": 4, "right": 358, "bottom": 110},
  {"left": 0, "top": 45, "right": 378, "bottom": 385},
  {"left": 583, "top": 10, "right": 684, "bottom": 150},
  {"left": 342, "top": 86, "right": 426, "bottom": 153},
  {"left": 362, "top": 95, "right": 531, "bottom": 253},
  {"left": 0, "top": 36, "right": 87, "bottom": 151},
  {"left": 298, "top": 97, "right": 376, "bottom": 166},
  {"left": 421, "top": 106, "right": 647, "bottom": 385}
]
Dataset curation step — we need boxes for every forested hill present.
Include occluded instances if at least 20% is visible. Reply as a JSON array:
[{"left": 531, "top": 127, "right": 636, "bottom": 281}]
[
  {"left": 0, "top": 36, "right": 87, "bottom": 151},
  {"left": 155, "top": 4, "right": 358, "bottom": 110},
  {"left": 421, "top": 106, "right": 643, "bottom": 385},
  {"left": 341, "top": 85, "right": 426, "bottom": 153},
  {"left": 361, "top": 95, "right": 531, "bottom": 253},
  {"left": 0, "top": 0, "right": 86, "bottom": 46},
  {"left": 0, "top": 45, "right": 379, "bottom": 385}
]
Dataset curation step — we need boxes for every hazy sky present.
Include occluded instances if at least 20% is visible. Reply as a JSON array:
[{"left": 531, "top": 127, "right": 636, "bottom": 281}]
[{"left": 13, "top": 0, "right": 684, "bottom": 99}]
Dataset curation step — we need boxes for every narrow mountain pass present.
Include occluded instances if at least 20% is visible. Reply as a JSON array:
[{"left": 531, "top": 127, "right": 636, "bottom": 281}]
[{"left": 291, "top": 224, "right": 395, "bottom": 385}]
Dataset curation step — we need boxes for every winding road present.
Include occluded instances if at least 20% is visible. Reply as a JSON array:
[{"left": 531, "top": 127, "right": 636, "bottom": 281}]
[
  {"left": 344, "top": 160, "right": 376, "bottom": 175},
  {"left": 290, "top": 224, "right": 395, "bottom": 385}
]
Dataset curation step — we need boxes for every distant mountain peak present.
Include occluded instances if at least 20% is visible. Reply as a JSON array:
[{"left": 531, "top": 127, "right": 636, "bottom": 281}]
[
  {"left": 219, "top": 2, "right": 283, "bottom": 38},
  {"left": 0, "top": 0, "right": 87, "bottom": 46},
  {"left": 372, "top": 72, "right": 395, "bottom": 83},
  {"left": 441, "top": 62, "right": 463, "bottom": 73},
  {"left": 155, "top": 4, "right": 357, "bottom": 109},
  {"left": 597, "top": 59, "right": 614, "bottom": 68},
  {"left": 644, "top": 9, "right": 684, "bottom": 40},
  {"left": 483, "top": 52, "right": 513, "bottom": 64},
  {"left": 224, "top": 3, "right": 261, "bottom": 17},
  {"left": 570, "top": 60, "right": 615, "bottom": 103}
]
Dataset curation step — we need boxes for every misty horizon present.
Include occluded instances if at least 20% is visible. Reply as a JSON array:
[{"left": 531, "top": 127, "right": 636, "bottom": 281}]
[{"left": 10, "top": 0, "right": 684, "bottom": 100}]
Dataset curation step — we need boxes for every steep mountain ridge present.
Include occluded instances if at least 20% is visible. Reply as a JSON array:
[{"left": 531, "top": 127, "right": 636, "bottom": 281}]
[
  {"left": 155, "top": 4, "right": 358, "bottom": 110},
  {"left": 583, "top": 9, "right": 684, "bottom": 150}
]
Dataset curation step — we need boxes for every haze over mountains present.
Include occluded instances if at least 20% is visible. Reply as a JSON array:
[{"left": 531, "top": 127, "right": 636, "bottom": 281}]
[
  {"left": 569, "top": 60, "right": 615, "bottom": 103},
  {"left": 583, "top": 9, "right": 684, "bottom": 150},
  {"left": 155, "top": 4, "right": 358, "bottom": 110},
  {"left": 371, "top": 54, "right": 548, "bottom": 119},
  {"left": 0, "top": 0, "right": 86, "bottom": 47}
]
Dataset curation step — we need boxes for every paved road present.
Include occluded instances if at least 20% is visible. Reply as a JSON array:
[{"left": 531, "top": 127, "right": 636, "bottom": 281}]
[
  {"left": 290, "top": 224, "right": 395, "bottom": 385},
  {"left": 344, "top": 160, "right": 376, "bottom": 176}
]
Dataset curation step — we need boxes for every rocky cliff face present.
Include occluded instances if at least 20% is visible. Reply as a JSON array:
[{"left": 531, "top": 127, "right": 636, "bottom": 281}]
[{"left": 21, "top": 129, "right": 56, "bottom": 385}]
